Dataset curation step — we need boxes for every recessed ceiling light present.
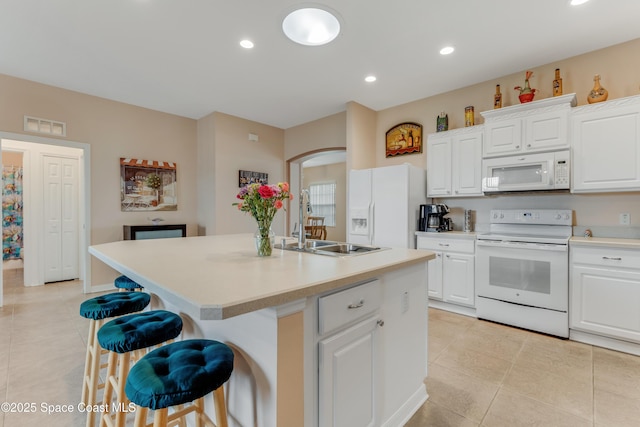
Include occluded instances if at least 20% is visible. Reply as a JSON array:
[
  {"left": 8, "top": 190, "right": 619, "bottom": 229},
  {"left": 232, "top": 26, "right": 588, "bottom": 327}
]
[
  {"left": 282, "top": 7, "right": 341, "bottom": 46},
  {"left": 570, "top": 0, "right": 589, "bottom": 5},
  {"left": 364, "top": 75, "right": 376, "bottom": 83},
  {"left": 440, "top": 46, "right": 455, "bottom": 55},
  {"left": 240, "top": 39, "right": 254, "bottom": 49}
]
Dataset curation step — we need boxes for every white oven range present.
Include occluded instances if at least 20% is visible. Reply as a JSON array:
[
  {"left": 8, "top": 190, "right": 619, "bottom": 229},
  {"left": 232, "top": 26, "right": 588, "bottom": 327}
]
[{"left": 475, "top": 209, "right": 572, "bottom": 338}]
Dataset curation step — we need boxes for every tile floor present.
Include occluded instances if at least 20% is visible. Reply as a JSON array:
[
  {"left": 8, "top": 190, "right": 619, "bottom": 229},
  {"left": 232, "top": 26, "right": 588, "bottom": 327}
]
[
  {"left": 406, "top": 308, "right": 640, "bottom": 427},
  {"left": 1, "top": 269, "right": 640, "bottom": 426}
]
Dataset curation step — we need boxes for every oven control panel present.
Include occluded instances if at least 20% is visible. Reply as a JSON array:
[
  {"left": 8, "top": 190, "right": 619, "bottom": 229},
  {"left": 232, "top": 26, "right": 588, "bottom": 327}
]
[{"left": 489, "top": 209, "right": 572, "bottom": 226}]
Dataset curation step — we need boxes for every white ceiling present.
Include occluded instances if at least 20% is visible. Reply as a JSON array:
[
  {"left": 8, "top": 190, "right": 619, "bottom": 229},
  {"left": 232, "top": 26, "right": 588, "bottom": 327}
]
[{"left": 2, "top": 0, "right": 640, "bottom": 130}]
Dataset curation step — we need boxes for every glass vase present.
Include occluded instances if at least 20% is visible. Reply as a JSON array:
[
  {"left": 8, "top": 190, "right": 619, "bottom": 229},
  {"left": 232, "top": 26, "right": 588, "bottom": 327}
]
[{"left": 254, "top": 224, "right": 275, "bottom": 257}]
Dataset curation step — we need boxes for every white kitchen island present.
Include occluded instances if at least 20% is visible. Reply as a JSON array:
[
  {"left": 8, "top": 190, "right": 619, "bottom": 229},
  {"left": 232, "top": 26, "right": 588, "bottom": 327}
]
[{"left": 89, "top": 234, "right": 434, "bottom": 427}]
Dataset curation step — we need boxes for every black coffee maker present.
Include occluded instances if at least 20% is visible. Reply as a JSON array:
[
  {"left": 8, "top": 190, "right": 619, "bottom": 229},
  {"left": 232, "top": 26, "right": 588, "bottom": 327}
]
[{"left": 418, "top": 204, "right": 450, "bottom": 232}]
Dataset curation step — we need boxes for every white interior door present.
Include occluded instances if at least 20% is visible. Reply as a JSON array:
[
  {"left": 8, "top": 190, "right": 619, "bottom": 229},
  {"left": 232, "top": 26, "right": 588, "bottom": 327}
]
[{"left": 44, "top": 155, "right": 79, "bottom": 282}]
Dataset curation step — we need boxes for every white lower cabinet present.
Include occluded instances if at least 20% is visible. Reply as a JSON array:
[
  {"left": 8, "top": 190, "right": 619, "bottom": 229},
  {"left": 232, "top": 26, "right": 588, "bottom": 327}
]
[
  {"left": 314, "top": 264, "right": 429, "bottom": 427},
  {"left": 417, "top": 234, "right": 475, "bottom": 308},
  {"left": 317, "top": 280, "right": 381, "bottom": 427},
  {"left": 571, "top": 245, "right": 640, "bottom": 343},
  {"left": 319, "top": 316, "right": 378, "bottom": 427}
]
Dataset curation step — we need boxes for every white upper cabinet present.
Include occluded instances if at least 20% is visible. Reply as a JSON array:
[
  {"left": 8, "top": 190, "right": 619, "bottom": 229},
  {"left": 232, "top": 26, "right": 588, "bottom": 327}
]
[
  {"left": 480, "top": 93, "right": 576, "bottom": 158},
  {"left": 571, "top": 95, "right": 640, "bottom": 193},
  {"left": 427, "top": 127, "right": 483, "bottom": 197}
]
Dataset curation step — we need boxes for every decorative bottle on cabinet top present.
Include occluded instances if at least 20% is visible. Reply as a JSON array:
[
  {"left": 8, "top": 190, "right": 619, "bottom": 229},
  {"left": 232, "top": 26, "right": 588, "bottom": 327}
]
[
  {"left": 436, "top": 112, "right": 448, "bottom": 132},
  {"left": 587, "top": 74, "right": 608, "bottom": 104},
  {"left": 494, "top": 84, "right": 502, "bottom": 109},
  {"left": 464, "top": 106, "right": 474, "bottom": 127},
  {"left": 553, "top": 68, "right": 563, "bottom": 97}
]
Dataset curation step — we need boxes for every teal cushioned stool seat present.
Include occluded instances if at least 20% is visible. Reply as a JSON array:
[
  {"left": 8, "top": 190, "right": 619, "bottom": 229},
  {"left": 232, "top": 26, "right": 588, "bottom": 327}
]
[
  {"left": 114, "top": 274, "right": 144, "bottom": 291},
  {"left": 97, "top": 310, "right": 183, "bottom": 427},
  {"left": 79, "top": 291, "right": 150, "bottom": 427},
  {"left": 80, "top": 291, "right": 150, "bottom": 320},
  {"left": 125, "top": 339, "right": 234, "bottom": 427},
  {"left": 98, "top": 310, "right": 183, "bottom": 354}
]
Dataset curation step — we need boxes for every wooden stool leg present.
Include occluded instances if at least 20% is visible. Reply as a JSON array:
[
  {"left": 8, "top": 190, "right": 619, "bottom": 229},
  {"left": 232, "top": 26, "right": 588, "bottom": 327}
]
[
  {"left": 133, "top": 405, "right": 147, "bottom": 427},
  {"left": 99, "top": 350, "right": 118, "bottom": 427},
  {"left": 114, "top": 352, "right": 131, "bottom": 427},
  {"left": 81, "top": 319, "right": 97, "bottom": 405},
  {"left": 85, "top": 319, "right": 103, "bottom": 427},
  {"left": 213, "top": 387, "right": 228, "bottom": 427},
  {"left": 154, "top": 408, "right": 168, "bottom": 427}
]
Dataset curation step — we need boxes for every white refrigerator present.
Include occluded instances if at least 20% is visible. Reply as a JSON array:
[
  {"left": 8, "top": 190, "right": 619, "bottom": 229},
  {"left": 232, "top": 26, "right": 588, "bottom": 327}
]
[{"left": 348, "top": 164, "right": 426, "bottom": 249}]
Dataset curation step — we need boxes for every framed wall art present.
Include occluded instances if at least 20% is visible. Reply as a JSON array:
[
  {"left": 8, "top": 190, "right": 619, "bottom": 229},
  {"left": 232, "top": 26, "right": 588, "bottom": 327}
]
[
  {"left": 239, "top": 170, "right": 268, "bottom": 187},
  {"left": 385, "top": 122, "right": 423, "bottom": 157},
  {"left": 120, "top": 158, "right": 178, "bottom": 211}
]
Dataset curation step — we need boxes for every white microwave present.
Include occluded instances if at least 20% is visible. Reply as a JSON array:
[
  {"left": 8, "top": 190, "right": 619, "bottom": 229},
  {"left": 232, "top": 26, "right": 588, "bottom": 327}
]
[{"left": 482, "top": 150, "right": 570, "bottom": 193}]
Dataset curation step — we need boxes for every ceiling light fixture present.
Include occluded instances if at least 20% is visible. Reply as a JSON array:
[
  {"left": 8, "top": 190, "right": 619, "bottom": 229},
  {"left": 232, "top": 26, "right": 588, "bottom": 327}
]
[
  {"left": 570, "top": 0, "right": 589, "bottom": 5},
  {"left": 240, "top": 40, "right": 254, "bottom": 49},
  {"left": 282, "top": 7, "right": 341, "bottom": 46},
  {"left": 365, "top": 75, "right": 376, "bottom": 83},
  {"left": 440, "top": 46, "right": 455, "bottom": 55}
]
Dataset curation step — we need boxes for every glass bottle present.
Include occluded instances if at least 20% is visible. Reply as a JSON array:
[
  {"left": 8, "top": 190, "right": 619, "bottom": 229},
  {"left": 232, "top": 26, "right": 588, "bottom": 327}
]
[
  {"left": 494, "top": 84, "right": 502, "bottom": 109},
  {"left": 464, "top": 106, "right": 474, "bottom": 127},
  {"left": 553, "top": 68, "right": 563, "bottom": 97}
]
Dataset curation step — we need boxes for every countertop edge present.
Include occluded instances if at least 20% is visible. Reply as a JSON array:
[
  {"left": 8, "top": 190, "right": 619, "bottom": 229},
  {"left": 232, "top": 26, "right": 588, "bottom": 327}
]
[
  {"left": 89, "top": 243, "right": 435, "bottom": 320},
  {"left": 570, "top": 236, "right": 640, "bottom": 248}
]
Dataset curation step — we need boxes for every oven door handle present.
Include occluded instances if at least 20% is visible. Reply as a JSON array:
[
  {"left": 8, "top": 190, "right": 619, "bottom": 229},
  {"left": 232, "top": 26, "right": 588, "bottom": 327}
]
[{"left": 476, "top": 240, "right": 568, "bottom": 252}]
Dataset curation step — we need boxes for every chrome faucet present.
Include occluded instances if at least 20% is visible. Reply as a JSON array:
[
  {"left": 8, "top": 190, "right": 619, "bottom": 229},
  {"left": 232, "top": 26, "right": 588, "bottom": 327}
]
[{"left": 298, "top": 189, "right": 310, "bottom": 249}]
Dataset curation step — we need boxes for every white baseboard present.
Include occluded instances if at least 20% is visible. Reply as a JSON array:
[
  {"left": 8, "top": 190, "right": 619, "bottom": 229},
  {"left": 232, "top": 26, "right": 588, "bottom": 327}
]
[
  {"left": 381, "top": 384, "right": 428, "bottom": 427},
  {"left": 570, "top": 329, "right": 640, "bottom": 356}
]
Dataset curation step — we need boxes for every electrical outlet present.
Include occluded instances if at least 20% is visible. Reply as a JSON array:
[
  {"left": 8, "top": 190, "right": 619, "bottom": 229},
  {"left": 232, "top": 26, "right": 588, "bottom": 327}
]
[
  {"left": 620, "top": 213, "right": 630, "bottom": 225},
  {"left": 401, "top": 291, "right": 409, "bottom": 314}
]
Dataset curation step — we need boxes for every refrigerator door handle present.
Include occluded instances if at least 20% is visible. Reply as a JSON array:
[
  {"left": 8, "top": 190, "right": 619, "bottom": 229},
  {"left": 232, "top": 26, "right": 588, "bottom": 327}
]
[{"left": 369, "top": 203, "right": 375, "bottom": 245}]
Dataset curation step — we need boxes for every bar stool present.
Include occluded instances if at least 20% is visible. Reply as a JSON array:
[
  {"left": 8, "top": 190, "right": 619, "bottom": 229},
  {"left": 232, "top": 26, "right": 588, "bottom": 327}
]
[
  {"left": 80, "top": 291, "right": 151, "bottom": 427},
  {"left": 125, "top": 339, "right": 234, "bottom": 427},
  {"left": 98, "top": 310, "right": 183, "bottom": 427},
  {"left": 114, "top": 275, "right": 144, "bottom": 292}
]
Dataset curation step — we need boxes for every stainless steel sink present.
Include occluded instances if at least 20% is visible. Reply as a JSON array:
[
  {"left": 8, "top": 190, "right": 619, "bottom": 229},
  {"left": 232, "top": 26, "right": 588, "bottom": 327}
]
[{"left": 275, "top": 240, "right": 387, "bottom": 257}]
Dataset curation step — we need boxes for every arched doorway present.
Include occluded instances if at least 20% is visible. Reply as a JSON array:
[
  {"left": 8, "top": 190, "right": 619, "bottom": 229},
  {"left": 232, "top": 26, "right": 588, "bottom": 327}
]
[{"left": 286, "top": 148, "right": 346, "bottom": 241}]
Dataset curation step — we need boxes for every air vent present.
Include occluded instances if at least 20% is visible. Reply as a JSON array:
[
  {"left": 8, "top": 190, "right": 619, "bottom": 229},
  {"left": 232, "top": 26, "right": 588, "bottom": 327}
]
[{"left": 24, "top": 116, "right": 66, "bottom": 136}]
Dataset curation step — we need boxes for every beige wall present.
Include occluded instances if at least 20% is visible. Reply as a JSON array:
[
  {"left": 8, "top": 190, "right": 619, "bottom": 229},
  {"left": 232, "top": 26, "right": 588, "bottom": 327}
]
[
  {"left": 2, "top": 150, "right": 23, "bottom": 166},
  {"left": 284, "top": 112, "right": 346, "bottom": 161},
  {"left": 303, "top": 162, "right": 347, "bottom": 241},
  {"left": 202, "top": 112, "right": 286, "bottom": 236},
  {"left": 0, "top": 73, "right": 198, "bottom": 287},
  {"left": 346, "top": 101, "right": 377, "bottom": 171}
]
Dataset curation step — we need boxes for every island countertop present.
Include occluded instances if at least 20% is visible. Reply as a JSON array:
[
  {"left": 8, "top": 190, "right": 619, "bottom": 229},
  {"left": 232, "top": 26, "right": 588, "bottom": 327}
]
[{"left": 89, "top": 234, "right": 435, "bottom": 320}]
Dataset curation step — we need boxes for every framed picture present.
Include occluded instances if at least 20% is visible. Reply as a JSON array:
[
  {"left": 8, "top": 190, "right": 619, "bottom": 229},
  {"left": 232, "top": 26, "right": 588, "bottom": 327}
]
[
  {"left": 120, "top": 158, "right": 178, "bottom": 211},
  {"left": 385, "top": 122, "right": 423, "bottom": 157},
  {"left": 239, "top": 170, "right": 268, "bottom": 187}
]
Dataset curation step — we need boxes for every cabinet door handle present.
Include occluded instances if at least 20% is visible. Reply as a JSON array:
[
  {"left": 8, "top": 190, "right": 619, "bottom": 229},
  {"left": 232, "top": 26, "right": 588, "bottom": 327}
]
[
  {"left": 527, "top": 144, "right": 532, "bottom": 148},
  {"left": 446, "top": 254, "right": 450, "bottom": 258},
  {"left": 602, "top": 256, "right": 622, "bottom": 261},
  {"left": 377, "top": 319, "right": 385, "bottom": 327},
  {"left": 438, "top": 243, "right": 450, "bottom": 247},
  {"left": 348, "top": 299, "right": 365, "bottom": 309},
  {"left": 515, "top": 146, "right": 520, "bottom": 149}
]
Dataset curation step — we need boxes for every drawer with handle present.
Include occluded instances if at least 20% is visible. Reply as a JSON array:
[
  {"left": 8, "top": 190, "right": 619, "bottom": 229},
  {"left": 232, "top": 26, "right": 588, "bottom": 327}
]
[
  {"left": 571, "top": 246, "right": 640, "bottom": 270},
  {"left": 318, "top": 279, "right": 382, "bottom": 336},
  {"left": 417, "top": 237, "right": 475, "bottom": 254}
]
